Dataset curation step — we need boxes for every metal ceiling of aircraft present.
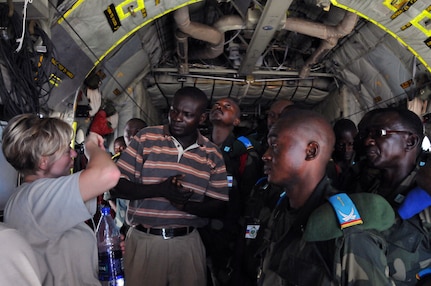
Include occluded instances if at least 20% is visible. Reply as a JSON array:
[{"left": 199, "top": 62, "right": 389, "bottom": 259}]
[
  {"left": 48, "top": 0, "right": 200, "bottom": 113},
  {"left": 238, "top": 0, "right": 293, "bottom": 75},
  {"left": 114, "top": 0, "right": 353, "bottom": 117},
  {"left": 7, "top": 0, "right": 430, "bottom": 127},
  {"left": 331, "top": 0, "right": 431, "bottom": 72}
]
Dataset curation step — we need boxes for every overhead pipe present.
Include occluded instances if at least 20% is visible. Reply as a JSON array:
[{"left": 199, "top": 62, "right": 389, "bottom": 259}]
[
  {"left": 283, "top": 11, "right": 358, "bottom": 78},
  {"left": 174, "top": 6, "right": 223, "bottom": 45},
  {"left": 192, "top": 15, "right": 245, "bottom": 60},
  {"left": 175, "top": 30, "right": 189, "bottom": 74},
  {"left": 151, "top": 67, "right": 335, "bottom": 78},
  {"left": 173, "top": 6, "right": 244, "bottom": 62},
  {"left": 174, "top": 6, "right": 222, "bottom": 64}
]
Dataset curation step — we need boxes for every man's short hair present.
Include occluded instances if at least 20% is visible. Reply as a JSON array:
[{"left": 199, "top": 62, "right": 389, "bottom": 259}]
[
  {"left": 373, "top": 108, "right": 424, "bottom": 138},
  {"left": 114, "top": 136, "right": 126, "bottom": 148},
  {"left": 333, "top": 118, "right": 358, "bottom": 137},
  {"left": 277, "top": 108, "right": 335, "bottom": 162},
  {"left": 2, "top": 114, "right": 73, "bottom": 175},
  {"left": 174, "top": 87, "right": 208, "bottom": 113},
  {"left": 125, "top": 118, "right": 147, "bottom": 130}
]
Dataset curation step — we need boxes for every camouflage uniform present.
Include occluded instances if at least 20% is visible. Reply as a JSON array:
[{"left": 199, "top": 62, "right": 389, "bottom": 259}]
[
  {"left": 242, "top": 178, "right": 285, "bottom": 285},
  {"left": 259, "top": 176, "right": 395, "bottom": 286},
  {"left": 363, "top": 163, "right": 431, "bottom": 285}
]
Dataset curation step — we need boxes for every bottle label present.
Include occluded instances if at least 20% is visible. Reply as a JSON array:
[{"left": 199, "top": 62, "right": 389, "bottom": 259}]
[{"left": 98, "top": 249, "right": 124, "bottom": 283}]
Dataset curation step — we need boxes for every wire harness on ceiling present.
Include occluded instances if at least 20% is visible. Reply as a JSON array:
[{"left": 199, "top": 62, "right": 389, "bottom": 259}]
[{"left": 0, "top": 3, "right": 56, "bottom": 121}]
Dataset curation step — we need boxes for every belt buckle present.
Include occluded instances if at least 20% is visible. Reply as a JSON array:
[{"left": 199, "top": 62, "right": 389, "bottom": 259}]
[{"left": 162, "top": 228, "right": 173, "bottom": 240}]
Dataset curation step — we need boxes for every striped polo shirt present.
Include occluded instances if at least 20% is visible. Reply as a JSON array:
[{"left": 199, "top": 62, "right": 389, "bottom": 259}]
[{"left": 117, "top": 125, "right": 229, "bottom": 228}]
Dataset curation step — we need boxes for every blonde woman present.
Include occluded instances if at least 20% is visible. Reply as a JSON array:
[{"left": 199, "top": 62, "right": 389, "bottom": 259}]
[{"left": 2, "top": 113, "right": 120, "bottom": 286}]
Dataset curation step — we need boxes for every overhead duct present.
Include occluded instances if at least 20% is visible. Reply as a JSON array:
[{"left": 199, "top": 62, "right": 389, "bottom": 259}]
[
  {"left": 174, "top": 6, "right": 223, "bottom": 45},
  {"left": 283, "top": 11, "right": 358, "bottom": 78},
  {"left": 195, "top": 15, "right": 245, "bottom": 60},
  {"left": 175, "top": 30, "right": 189, "bottom": 74},
  {"left": 174, "top": 6, "right": 244, "bottom": 64}
]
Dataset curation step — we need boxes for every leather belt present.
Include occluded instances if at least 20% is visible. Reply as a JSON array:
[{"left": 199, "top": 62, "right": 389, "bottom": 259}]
[{"left": 135, "top": 225, "right": 195, "bottom": 239}]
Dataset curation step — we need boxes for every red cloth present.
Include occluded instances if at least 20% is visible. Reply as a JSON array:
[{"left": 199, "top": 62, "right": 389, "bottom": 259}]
[{"left": 90, "top": 110, "right": 113, "bottom": 136}]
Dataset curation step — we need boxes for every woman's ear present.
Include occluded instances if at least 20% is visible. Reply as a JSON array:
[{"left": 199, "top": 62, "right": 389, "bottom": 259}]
[
  {"left": 305, "top": 141, "right": 319, "bottom": 161},
  {"left": 38, "top": 156, "right": 49, "bottom": 171}
]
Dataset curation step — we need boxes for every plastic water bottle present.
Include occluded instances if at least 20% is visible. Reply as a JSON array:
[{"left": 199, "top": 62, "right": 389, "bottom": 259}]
[{"left": 96, "top": 206, "right": 125, "bottom": 286}]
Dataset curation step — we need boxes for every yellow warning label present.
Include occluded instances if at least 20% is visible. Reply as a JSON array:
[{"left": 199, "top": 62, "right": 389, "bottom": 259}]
[
  {"left": 400, "top": 79, "right": 413, "bottom": 89},
  {"left": 104, "top": 4, "right": 121, "bottom": 32},
  {"left": 51, "top": 57, "right": 74, "bottom": 79},
  {"left": 391, "top": 0, "right": 409, "bottom": 10},
  {"left": 390, "top": 0, "right": 418, "bottom": 20}
]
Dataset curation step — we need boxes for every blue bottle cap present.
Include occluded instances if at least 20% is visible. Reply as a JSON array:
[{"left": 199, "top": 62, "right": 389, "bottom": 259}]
[{"left": 101, "top": 206, "right": 110, "bottom": 215}]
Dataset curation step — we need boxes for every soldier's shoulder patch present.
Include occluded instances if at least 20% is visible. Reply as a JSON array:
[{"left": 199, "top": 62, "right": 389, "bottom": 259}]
[
  {"left": 304, "top": 193, "right": 395, "bottom": 242},
  {"left": 328, "top": 193, "right": 363, "bottom": 229}
]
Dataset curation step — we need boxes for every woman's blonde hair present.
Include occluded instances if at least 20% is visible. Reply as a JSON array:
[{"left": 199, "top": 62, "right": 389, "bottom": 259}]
[{"left": 2, "top": 114, "right": 73, "bottom": 175}]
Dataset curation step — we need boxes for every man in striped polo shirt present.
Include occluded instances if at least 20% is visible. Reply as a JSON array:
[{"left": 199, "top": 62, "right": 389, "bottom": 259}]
[{"left": 113, "top": 86, "right": 229, "bottom": 286}]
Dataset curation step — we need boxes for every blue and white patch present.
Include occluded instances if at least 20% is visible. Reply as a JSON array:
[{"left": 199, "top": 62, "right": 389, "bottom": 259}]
[{"left": 328, "top": 193, "right": 363, "bottom": 229}]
